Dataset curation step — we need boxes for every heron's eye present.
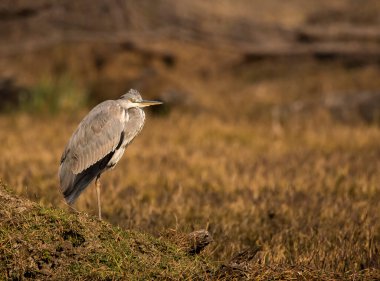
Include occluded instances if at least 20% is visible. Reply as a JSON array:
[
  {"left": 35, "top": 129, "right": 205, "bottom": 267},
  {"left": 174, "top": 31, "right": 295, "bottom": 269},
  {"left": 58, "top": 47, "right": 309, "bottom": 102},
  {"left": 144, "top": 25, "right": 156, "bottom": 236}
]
[{"left": 130, "top": 98, "right": 137, "bottom": 103}]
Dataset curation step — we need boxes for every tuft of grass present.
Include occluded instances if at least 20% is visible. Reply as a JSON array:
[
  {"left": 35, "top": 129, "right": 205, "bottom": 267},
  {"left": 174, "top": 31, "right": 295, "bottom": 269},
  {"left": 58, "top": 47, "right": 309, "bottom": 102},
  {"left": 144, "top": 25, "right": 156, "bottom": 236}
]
[{"left": 19, "top": 76, "right": 88, "bottom": 114}]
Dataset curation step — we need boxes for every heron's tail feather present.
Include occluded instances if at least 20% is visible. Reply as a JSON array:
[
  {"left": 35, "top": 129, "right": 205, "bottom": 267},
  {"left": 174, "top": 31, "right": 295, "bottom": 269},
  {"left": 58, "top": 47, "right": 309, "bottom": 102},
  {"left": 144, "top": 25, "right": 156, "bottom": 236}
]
[
  {"left": 63, "top": 171, "right": 97, "bottom": 204},
  {"left": 59, "top": 151, "right": 115, "bottom": 204}
]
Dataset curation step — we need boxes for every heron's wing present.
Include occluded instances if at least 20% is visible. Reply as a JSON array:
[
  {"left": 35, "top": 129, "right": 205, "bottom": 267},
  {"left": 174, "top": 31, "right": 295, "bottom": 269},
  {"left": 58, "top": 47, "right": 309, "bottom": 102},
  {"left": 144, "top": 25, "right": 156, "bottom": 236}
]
[{"left": 61, "top": 101, "right": 125, "bottom": 175}]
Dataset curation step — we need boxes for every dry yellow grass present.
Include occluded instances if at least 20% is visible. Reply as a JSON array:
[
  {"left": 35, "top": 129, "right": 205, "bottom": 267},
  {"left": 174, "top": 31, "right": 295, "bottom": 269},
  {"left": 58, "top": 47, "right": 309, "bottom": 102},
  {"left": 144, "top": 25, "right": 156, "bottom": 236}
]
[{"left": 1, "top": 58, "right": 380, "bottom": 279}]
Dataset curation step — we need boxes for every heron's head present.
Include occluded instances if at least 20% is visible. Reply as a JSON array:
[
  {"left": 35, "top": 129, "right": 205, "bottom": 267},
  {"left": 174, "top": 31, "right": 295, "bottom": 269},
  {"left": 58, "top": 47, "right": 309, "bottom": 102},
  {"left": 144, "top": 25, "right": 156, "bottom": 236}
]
[{"left": 120, "top": 89, "right": 163, "bottom": 109}]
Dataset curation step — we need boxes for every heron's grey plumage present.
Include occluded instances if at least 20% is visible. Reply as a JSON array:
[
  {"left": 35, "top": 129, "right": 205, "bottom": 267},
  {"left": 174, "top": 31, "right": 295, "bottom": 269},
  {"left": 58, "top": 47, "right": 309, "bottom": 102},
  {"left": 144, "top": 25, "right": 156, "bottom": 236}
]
[{"left": 59, "top": 89, "right": 157, "bottom": 206}]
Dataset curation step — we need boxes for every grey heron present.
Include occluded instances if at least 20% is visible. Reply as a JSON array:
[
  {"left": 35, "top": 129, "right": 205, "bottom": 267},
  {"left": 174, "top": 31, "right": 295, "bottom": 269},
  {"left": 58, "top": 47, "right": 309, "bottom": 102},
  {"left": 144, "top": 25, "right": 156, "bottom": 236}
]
[{"left": 59, "top": 89, "right": 162, "bottom": 219}]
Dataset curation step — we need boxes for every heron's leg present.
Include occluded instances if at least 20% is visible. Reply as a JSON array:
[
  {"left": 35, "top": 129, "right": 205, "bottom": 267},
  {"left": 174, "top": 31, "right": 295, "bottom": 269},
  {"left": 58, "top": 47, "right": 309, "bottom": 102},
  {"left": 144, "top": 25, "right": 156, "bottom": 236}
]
[{"left": 95, "top": 175, "right": 102, "bottom": 220}]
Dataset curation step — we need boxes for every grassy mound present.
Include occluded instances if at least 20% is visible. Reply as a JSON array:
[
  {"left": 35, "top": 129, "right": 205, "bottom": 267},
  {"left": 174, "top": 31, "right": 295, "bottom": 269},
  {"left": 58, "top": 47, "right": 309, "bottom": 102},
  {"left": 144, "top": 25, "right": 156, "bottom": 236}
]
[{"left": 0, "top": 182, "right": 214, "bottom": 280}]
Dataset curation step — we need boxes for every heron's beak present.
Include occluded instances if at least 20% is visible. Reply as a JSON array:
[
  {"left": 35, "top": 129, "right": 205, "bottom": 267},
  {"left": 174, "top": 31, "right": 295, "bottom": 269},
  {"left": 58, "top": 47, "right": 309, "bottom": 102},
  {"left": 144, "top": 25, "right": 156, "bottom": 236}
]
[{"left": 136, "top": 100, "right": 163, "bottom": 107}]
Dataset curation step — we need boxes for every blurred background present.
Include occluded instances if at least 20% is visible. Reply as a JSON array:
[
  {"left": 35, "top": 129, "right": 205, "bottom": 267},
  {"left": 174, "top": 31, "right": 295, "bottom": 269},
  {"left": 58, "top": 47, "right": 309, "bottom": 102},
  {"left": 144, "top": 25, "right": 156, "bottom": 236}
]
[
  {"left": 1, "top": 1, "right": 380, "bottom": 118},
  {"left": 0, "top": 0, "right": 379, "bottom": 272}
]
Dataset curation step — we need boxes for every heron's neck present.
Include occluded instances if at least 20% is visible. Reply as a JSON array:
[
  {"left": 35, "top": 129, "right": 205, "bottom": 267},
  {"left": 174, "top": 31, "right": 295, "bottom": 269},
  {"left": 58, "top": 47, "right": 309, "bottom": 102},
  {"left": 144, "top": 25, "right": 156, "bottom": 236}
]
[
  {"left": 122, "top": 107, "right": 145, "bottom": 142},
  {"left": 127, "top": 107, "right": 145, "bottom": 125}
]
